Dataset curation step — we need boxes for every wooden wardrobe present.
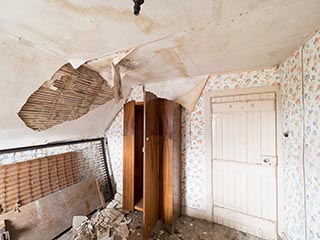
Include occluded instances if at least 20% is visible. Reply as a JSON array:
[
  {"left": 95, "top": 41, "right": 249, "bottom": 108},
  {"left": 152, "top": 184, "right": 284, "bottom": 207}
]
[{"left": 123, "top": 92, "right": 181, "bottom": 239}]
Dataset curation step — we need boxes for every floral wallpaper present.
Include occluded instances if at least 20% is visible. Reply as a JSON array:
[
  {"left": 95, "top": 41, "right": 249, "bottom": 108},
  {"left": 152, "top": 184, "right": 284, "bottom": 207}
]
[
  {"left": 303, "top": 30, "right": 320, "bottom": 240},
  {"left": 280, "top": 49, "right": 306, "bottom": 240},
  {"left": 278, "top": 30, "right": 320, "bottom": 240}
]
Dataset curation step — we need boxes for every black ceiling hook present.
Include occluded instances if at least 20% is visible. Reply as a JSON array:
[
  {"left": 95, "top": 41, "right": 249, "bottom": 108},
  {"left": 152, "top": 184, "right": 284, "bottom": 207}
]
[{"left": 133, "top": 0, "right": 144, "bottom": 16}]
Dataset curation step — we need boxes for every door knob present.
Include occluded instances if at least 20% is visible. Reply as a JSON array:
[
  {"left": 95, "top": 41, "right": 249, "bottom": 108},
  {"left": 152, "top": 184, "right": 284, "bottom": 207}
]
[{"left": 263, "top": 158, "right": 270, "bottom": 163}]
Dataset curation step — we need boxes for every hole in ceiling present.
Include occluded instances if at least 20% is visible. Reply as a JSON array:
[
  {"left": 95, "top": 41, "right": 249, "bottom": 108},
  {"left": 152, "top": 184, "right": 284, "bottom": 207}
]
[{"left": 18, "top": 63, "right": 114, "bottom": 131}]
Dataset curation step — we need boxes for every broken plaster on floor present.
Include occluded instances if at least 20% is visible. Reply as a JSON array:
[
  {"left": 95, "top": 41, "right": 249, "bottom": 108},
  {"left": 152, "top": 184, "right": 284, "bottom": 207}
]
[{"left": 58, "top": 192, "right": 262, "bottom": 240}]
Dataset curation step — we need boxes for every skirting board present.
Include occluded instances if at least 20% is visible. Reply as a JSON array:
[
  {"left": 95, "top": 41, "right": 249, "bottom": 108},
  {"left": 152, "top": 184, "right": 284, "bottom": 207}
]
[
  {"left": 181, "top": 206, "right": 207, "bottom": 220},
  {"left": 182, "top": 206, "right": 287, "bottom": 240}
]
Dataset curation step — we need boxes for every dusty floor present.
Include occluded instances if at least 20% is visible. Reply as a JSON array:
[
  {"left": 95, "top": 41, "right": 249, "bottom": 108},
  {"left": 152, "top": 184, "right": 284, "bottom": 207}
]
[
  {"left": 58, "top": 211, "right": 261, "bottom": 240},
  {"left": 126, "top": 211, "right": 261, "bottom": 240}
]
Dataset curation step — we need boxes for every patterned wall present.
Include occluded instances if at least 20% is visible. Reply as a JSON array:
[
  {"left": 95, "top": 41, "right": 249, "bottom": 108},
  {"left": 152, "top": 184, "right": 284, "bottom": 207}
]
[
  {"left": 303, "top": 31, "right": 320, "bottom": 240},
  {"left": 280, "top": 49, "right": 306, "bottom": 240},
  {"left": 279, "top": 30, "right": 320, "bottom": 240}
]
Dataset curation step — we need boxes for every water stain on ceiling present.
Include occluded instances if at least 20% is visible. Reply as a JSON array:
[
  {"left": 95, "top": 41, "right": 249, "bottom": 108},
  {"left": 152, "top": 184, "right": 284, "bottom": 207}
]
[{"left": 49, "top": 0, "right": 162, "bottom": 34}]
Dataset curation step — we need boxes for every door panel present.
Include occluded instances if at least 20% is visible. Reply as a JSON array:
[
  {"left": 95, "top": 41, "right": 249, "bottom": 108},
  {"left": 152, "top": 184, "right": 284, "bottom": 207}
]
[
  {"left": 123, "top": 101, "right": 135, "bottom": 211},
  {"left": 212, "top": 93, "right": 277, "bottom": 239},
  {"left": 261, "top": 111, "right": 276, "bottom": 156},
  {"left": 143, "top": 92, "right": 160, "bottom": 239}
]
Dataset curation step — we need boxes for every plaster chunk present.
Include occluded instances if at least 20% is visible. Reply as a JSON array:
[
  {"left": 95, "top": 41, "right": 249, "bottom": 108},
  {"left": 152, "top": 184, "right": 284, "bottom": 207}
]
[{"left": 72, "top": 216, "right": 88, "bottom": 230}]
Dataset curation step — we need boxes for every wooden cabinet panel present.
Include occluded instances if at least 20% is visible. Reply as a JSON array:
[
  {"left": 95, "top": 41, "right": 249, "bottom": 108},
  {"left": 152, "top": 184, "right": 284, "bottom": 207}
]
[
  {"left": 159, "top": 100, "right": 181, "bottom": 226},
  {"left": 123, "top": 94, "right": 181, "bottom": 239},
  {"left": 123, "top": 101, "right": 135, "bottom": 211},
  {"left": 143, "top": 92, "right": 160, "bottom": 239}
]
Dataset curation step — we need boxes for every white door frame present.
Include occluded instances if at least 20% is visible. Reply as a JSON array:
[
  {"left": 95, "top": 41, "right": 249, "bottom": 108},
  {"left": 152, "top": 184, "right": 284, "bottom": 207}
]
[{"left": 204, "top": 85, "right": 284, "bottom": 238}]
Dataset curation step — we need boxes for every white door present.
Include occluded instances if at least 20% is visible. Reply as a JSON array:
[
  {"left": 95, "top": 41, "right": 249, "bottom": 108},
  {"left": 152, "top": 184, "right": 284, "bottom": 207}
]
[{"left": 211, "top": 93, "right": 277, "bottom": 240}]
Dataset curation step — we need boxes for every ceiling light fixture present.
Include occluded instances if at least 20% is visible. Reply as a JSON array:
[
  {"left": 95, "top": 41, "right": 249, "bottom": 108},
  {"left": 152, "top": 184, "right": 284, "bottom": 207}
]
[{"left": 133, "top": 0, "right": 144, "bottom": 16}]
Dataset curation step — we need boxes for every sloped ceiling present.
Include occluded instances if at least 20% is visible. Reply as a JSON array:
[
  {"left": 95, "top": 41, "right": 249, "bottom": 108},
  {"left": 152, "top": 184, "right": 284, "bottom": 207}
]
[{"left": 0, "top": 0, "right": 320, "bottom": 149}]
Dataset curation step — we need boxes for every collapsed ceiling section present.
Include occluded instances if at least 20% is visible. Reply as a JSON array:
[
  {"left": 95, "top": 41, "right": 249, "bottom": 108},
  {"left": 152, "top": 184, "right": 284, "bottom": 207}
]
[{"left": 18, "top": 63, "right": 114, "bottom": 131}]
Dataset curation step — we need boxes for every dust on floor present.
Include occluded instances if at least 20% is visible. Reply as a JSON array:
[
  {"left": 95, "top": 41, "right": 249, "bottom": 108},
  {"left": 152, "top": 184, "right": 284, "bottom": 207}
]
[
  {"left": 57, "top": 192, "right": 261, "bottom": 240},
  {"left": 58, "top": 210, "right": 262, "bottom": 240},
  {"left": 127, "top": 211, "right": 261, "bottom": 240}
]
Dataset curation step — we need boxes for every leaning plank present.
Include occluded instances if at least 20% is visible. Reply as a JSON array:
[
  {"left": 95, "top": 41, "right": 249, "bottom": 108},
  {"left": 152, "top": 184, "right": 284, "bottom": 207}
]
[{"left": 0, "top": 177, "right": 103, "bottom": 240}]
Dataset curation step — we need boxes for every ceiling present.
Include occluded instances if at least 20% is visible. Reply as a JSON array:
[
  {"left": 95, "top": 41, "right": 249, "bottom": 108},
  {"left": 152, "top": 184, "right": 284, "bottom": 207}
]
[
  {"left": 1, "top": 0, "right": 320, "bottom": 73},
  {"left": 0, "top": 0, "right": 319, "bottom": 149}
]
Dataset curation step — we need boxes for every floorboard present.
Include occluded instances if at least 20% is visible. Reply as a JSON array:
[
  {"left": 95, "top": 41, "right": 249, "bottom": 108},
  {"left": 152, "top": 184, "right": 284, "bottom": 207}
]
[{"left": 134, "top": 197, "right": 144, "bottom": 212}]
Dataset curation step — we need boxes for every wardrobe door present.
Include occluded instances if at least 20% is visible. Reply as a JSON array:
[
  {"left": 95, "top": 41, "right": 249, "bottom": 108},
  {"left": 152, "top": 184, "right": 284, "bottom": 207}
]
[
  {"left": 123, "top": 101, "right": 135, "bottom": 211},
  {"left": 143, "top": 92, "right": 160, "bottom": 239},
  {"left": 159, "top": 100, "right": 181, "bottom": 226}
]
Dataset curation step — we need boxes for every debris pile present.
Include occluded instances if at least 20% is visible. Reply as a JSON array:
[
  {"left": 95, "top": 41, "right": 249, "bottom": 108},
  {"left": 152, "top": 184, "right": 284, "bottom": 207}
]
[{"left": 73, "top": 193, "right": 131, "bottom": 240}]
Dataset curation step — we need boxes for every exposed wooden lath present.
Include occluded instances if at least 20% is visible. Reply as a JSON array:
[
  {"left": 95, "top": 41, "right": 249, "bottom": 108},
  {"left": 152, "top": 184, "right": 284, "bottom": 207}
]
[{"left": 18, "top": 63, "right": 114, "bottom": 131}]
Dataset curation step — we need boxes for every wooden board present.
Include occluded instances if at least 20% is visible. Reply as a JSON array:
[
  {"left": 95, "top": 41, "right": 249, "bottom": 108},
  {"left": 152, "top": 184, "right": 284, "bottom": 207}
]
[
  {"left": 122, "top": 101, "right": 135, "bottom": 211},
  {"left": 0, "top": 152, "right": 80, "bottom": 213},
  {"left": 159, "top": 100, "right": 181, "bottom": 226},
  {"left": 134, "top": 197, "right": 144, "bottom": 212},
  {"left": 0, "top": 177, "right": 103, "bottom": 240},
  {"left": 143, "top": 92, "right": 160, "bottom": 239}
]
